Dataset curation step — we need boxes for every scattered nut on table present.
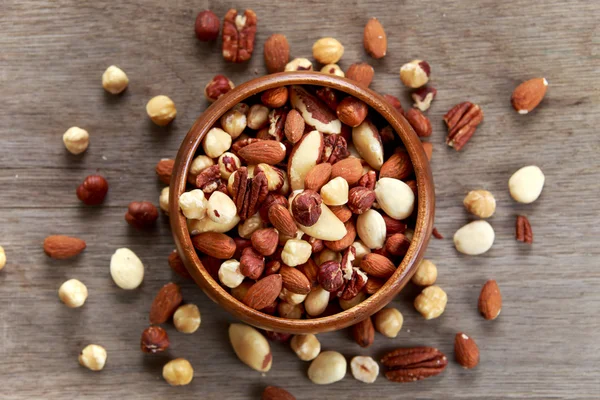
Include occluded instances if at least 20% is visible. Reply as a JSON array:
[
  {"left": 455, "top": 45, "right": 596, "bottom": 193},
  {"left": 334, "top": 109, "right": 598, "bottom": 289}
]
[
  {"left": 285, "top": 58, "right": 313, "bottom": 72},
  {"left": 162, "top": 358, "right": 194, "bottom": 386},
  {"left": 58, "top": 278, "right": 88, "bottom": 308},
  {"left": 463, "top": 189, "right": 496, "bottom": 218},
  {"left": 411, "top": 259, "right": 437, "bottom": 286},
  {"left": 146, "top": 95, "right": 176, "bottom": 126},
  {"left": 290, "top": 334, "right": 321, "bottom": 361},
  {"left": 0, "top": 246, "right": 5, "bottom": 270},
  {"left": 373, "top": 307, "right": 404, "bottom": 337},
  {"left": 63, "top": 126, "right": 89, "bottom": 155},
  {"left": 312, "top": 37, "right": 344, "bottom": 64},
  {"left": 79, "top": 344, "right": 107, "bottom": 371},
  {"left": 229, "top": 323, "right": 272, "bottom": 372},
  {"left": 400, "top": 60, "right": 430, "bottom": 88},
  {"left": 159, "top": 186, "right": 169, "bottom": 214},
  {"left": 101, "top": 65, "right": 128, "bottom": 94},
  {"left": 307, "top": 351, "right": 347, "bottom": 385},
  {"left": 508, "top": 165, "right": 545, "bottom": 204},
  {"left": 414, "top": 285, "right": 448, "bottom": 319},
  {"left": 350, "top": 355, "right": 379, "bottom": 383},
  {"left": 110, "top": 248, "right": 144, "bottom": 290},
  {"left": 173, "top": 304, "right": 201, "bottom": 334},
  {"left": 453, "top": 220, "right": 495, "bottom": 255}
]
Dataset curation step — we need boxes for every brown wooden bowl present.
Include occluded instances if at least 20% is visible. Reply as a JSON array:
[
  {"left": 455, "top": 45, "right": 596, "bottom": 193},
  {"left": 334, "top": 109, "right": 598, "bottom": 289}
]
[{"left": 170, "top": 72, "right": 434, "bottom": 334}]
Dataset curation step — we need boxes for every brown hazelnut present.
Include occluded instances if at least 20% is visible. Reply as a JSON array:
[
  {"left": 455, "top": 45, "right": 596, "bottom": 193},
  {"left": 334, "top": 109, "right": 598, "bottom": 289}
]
[
  {"left": 291, "top": 190, "right": 322, "bottom": 227},
  {"left": 195, "top": 10, "right": 220, "bottom": 41},
  {"left": 317, "top": 260, "right": 344, "bottom": 292},
  {"left": 141, "top": 326, "right": 170, "bottom": 353},
  {"left": 204, "top": 75, "right": 235, "bottom": 102},
  {"left": 76, "top": 175, "right": 108, "bottom": 205},
  {"left": 347, "top": 186, "right": 375, "bottom": 214},
  {"left": 125, "top": 201, "right": 158, "bottom": 229},
  {"left": 240, "top": 247, "right": 265, "bottom": 279}
]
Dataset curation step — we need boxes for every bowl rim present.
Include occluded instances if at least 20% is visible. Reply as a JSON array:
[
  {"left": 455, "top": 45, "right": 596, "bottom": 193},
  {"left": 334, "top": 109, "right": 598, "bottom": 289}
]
[{"left": 170, "top": 71, "right": 434, "bottom": 334}]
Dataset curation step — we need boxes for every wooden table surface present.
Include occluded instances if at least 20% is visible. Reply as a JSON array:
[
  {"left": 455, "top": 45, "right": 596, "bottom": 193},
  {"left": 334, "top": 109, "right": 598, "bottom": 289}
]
[{"left": 1, "top": 0, "right": 599, "bottom": 398}]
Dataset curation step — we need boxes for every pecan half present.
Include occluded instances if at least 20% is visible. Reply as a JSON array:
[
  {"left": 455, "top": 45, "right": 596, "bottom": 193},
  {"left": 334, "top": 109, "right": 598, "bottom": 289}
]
[
  {"left": 195, "top": 165, "right": 221, "bottom": 193},
  {"left": 231, "top": 167, "right": 268, "bottom": 220},
  {"left": 222, "top": 9, "right": 257, "bottom": 63},
  {"left": 516, "top": 215, "right": 533, "bottom": 244},
  {"left": 321, "top": 134, "right": 349, "bottom": 164},
  {"left": 381, "top": 347, "right": 448, "bottom": 383},
  {"left": 444, "top": 102, "right": 483, "bottom": 151}
]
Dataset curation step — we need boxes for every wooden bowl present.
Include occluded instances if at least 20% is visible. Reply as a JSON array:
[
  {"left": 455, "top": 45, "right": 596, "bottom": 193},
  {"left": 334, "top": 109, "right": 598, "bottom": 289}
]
[{"left": 170, "top": 72, "right": 434, "bottom": 334}]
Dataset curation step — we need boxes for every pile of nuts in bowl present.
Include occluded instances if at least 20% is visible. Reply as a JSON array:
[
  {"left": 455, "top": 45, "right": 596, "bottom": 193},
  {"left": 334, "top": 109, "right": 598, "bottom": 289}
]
[{"left": 180, "top": 83, "right": 421, "bottom": 320}]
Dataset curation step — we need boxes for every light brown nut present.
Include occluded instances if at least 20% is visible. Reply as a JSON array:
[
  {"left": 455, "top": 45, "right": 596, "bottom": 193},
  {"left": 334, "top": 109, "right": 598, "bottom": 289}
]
[
  {"left": 352, "top": 120, "right": 383, "bottom": 170},
  {"left": 360, "top": 253, "right": 396, "bottom": 278},
  {"left": 383, "top": 94, "right": 405, "bottom": 116},
  {"left": 205, "top": 75, "right": 235, "bottom": 102},
  {"left": 246, "top": 104, "right": 269, "bottom": 130},
  {"left": 374, "top": 308, "right": 403, "bottom": 338},
  {"left": 62, "top": 126, "right": 89, "bottom": 155},
  {"left": 478, "top": 279, "right": 502, "bottom": 320},
  {"left": 412, "top": 86, "right": 437, "bottom": 111},
  {"left": 280, "top": 265, "right": 311, "bottom": 295},
  {"left": 307, "top": 351, "right": 347, "bottom": 384},
  {"left": 350, "top": 355, "right": 379, "bottom": 383},
  {"left": 511, "top": 77, "right": 548, "bottom": 114},
  {"left": 168, "top": 249, "right": 191, "bottom": 280},
  {"left": 363, "top": 17, "right": 387, "bottom": 59},
  {"left": 277, "top": 301, "right": 304, "bottom": 319},
  {"left": 281, "top": 239, "right": 312, "bottom": 267},
  {"left": 380, "top": 151, "right": 413, "bottom": 180},
  {"left": 348, "top": 186, "right": 376, "bottom": 214},
  {"left": 405, "top": 108, "right": 432, "bottom": 137},
  {"left": 230, "top": 281, "right": 253, "bottom": 302},
  {"left": 268, "top": 204, "right": 298, "bottom": 237},
  {"left": 102, "top": 65, "right": 129, "bottom": 94},
  {"left": 195, "top": 10, "right": 220, "bottom": 41},
  {"left": 455, "top": 332, "right": 480, "bottom": 369},
  {"left": 162, "top": 358, "right": 194, "bottom": 386},
  {"left": 320, "top": 64, "right": 345, "bottom": 77},
  {"left": 262, "top": 386, "right": 296, "bottom": 400},
  {"left": 364, "top": 276, "right": 384, "bottom": 294},
  {"left": 285, "top": 58, "right": 313, "bottom": 71},
  {"left": 352, "top": 317, "right": 374, "bottom": 348},
  {"left": 400, "top": 60, "right": 430, "bottom": 88},
  {"left": 251, "top": 228, "right": 279, "bottom": 256},
  {"left": 146, "top": 95, "right": 176, "bottom": 126},
  {"left": 217, "top": 152, "right": 241, "bottom": 180},
  {"left": 79, "top": 344, "right": 107, "bottom": 371},
  {"left": 290, "top": 334, "right": 321, "bottom": 361},
  {"left": 289, "top": 86, "right": 341, "bottom": 134},
  {"left": 463, "top": 190, "right": 496, "bottom": 218},
  {"left": 414, "top": 285, "right": 448, "bottom": 319},
  {"left": 261, "top": 86, "right": 289, "bottom": 108},
  {"left": 260, "top": 193, "right": 288, "bottom": 222},
  {"left": 346, "top": 63, "right": 374, "bottom": 87},
  {"left": 43, "top": 235, "right": 86, "bottom": 259},
  {"left": 324, "top": 220, "right": 356, "bottom": 252},
  {"left": 288, "top": 130, "right": 325, "bottom": 190},
  {"left": 312, "top": 37, "right": 344, "bottom": 64},
  {"left": 356, "top": 209, "right": 386, "bottom": 249},
  {"left": 351, "top": 241, "right": 371, "bottom": 265},
  {"left": 203, "top": 127, "right": 232, "bottom": 158},
  {"left": 218, "top": 259, "right": 244, "bottom": 288},
  {"left": 221, "top": 109, "right": 247, "bottom": 138},
  {"left": 284, "top": 109, "right": 305, "bottom": 143},
  {"left": 339, "top": 290, "right": 366, "bottom": 310},
  {"left": 149, "top": 282, "right": 183, "bottom": 324},
  {"left": 191, "top": 232, "right": 236, "bottom": 259},
  {"left": 264, "top": 33, "right": 290, "bottom": 73},
  {"left": 305, "top": 163, "right": 332, "bottom": 192},
  {"left": 374, "top": 178, "right": 415, "bottom": 220},
  {"left": 411, "top": 259, "right": 437, "bottom": 286},
  {"left": 240, "top": 247, "right": 265, "bottom": 279},
  {"left": 222, "top": 9, "right": 257, "bottom": 63},
  {"left": 278, "top": 287, "right": 307, "bottom": 305},
  {"left": 188, "top": 155, "right": 214, "bottom": 184},
  {"left": 304, "top": 285, "right": 330, "bottom": 316},
  {"left": 320, "top": 176, "right": 349, "bottom": 206},
  {"left": 243, "top": 274, "right": 283, "bottom": 310},
  {"left": 336, "top": 97, "right": 368, "bottom": 127},
  {"left": 238, "top": 140, "right": 286, "bottom": 165},
  {"left": 385, "top": 233, "right": 411, "bottom": 256},
  {"left": 444, "top": 102, "right": 484, "bottom": 151},
  {"left": 229, "top": 323, "right": 272, "bottom": 372},
  {"left": 297, "top": 258, "right": 319, "bottom": 288},
  {"left": 141, "top": 326, "right": 169, "bottom": 353},
  {"left": 58, "top": 279, "right": 88, "bottom": 308},
  {"left": 330, "top": 157, "right": 363, "bottom": 185},
  {"left": 329, "top": 205, "right": 353, "bottom": 222}
]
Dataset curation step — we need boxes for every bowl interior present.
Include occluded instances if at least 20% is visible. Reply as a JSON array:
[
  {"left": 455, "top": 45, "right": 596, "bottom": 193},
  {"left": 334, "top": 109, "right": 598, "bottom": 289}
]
[{"left": 170, "top": 72, "right": 434, "bottom": 334}]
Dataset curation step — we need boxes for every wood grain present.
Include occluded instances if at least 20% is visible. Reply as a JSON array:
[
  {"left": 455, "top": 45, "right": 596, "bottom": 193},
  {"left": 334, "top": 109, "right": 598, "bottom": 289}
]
[{"left": 1, "top": 0, "right": 599, "bottom": 399}]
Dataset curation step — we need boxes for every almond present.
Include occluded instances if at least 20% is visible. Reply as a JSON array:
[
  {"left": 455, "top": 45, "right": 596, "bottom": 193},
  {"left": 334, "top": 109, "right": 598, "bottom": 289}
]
[
  {"left": 478, "top": 279, "right": 502, "bottom": 320},
  {"left": 363, "top": 18, "right": 387, "bottom": 59},
  {"left": 324, "top": 220, "right": 356, "bottom": 252},
  {"left": 43, "top": 235, "right": 86, "bottom": 259},
  {"left": 352, "top": 316, "right": 375, "bottom": 348},
  {"left": 422, "top": 142, "right": 433, "bottom": 161},
  {"left": 280, "top": 265, "right": 311, "bottom": 295},
  {"left": 149, "top": 282, "right": 183, "bottom": 324},
  {"left": 346, "top": 63, "right": 374, "bottom": 88},
  {"left": 288, "top": 130, "right": 325, "bottom": 190},
  {"left": 243, "top": 274, "right": 283, "bottom": 310},
  {"left": 511, "top": 77, "right": 548, "bottom": 114},
  {"left": 251, "top": 228, "right": 279, "bottom": 256},
  {"left": 364, "top": 277, "right": 384, "bottom": 294},
  {"left": 329, "top": 205, "right": 352, "bottom": 222},
  {"left": 264, "top": 34, "right": 290, "bottom": 74},
  {"left": 289, "top": 86, "right": 341, "bottom": 134},
  {"left": 238, "top": 140, "right": 287, "bottom": 165},
  {"left": 268, "top": 204, "right": 298, "bottom": 237},
  {"left": 262, "top": 386, "right": 296, "bottom": 400},
  {"left": 261, "top": 86, "right": 289, "bottom": 108},
  {"left": 155, "top": 158, "right": 174, "bottom": 185},
  {"left": 304, "top": 163, "right": 332, "bottom": 192},
  {"left": 385, "top": 233, "right": 411, "bottom": 256},
  {"left": 284, "top": 109, "right": 305, "bottom": 144},
  {"left": 454, "top": 332, "right": 480, "bottom": 369},
  {"left": 405, "top": 108, "right": 432, "bottom": 137},
  {"left": 336, "top": 97, "right": 368, "bottom": 127},
  {"left": 330, "top": 157, "right": 363, "bottom": 185},
  {"left": 360, "top": 253, "right": 396, "bottom": 278},
  {"left": 191, "top": 232, "right": 236, "bottom": 259},
  {"left": 380, "top": 151, "right": 414, "bottom": 180}
]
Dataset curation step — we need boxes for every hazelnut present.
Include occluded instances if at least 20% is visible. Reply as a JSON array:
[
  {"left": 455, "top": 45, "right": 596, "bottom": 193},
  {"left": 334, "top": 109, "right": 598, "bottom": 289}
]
[
  {"left": 304, "top": 285, "right": 330, "bottom": 317},
  {"left": 159, "top": 187, "right": 169, "bottom": 214},
  {"left": 76, "top": 175, "right": 108, "bottom": 205},
  {"left": 218, "top": 152, "right": 241, "bottom": 180},
  {"left": 373, "top": 307, "right": 403, "bottom": 337},
  {"left": 110, "top": 248, "right": 144, "bottom": 290},
  {"left": 399, "top": 60, "right": 431, "bottom": 88},
  {"left": 337, "top": 97, "right": 368, "bottom": 127},
  {"left": 278, "top": 288, "right": 307, "bottom": 305},
  {"left": 188, "top": 155, "right": 215, "bottom": 184},
  {"left": 347, "top": 186, "right": 375, "bottom": 214},
  {"left": 101, "top": 65, "right": 129, "bottom": 94},
  {"left": 312, "top": 37, "right": 344, "bottom": 64},
  {"left": 207, "top": 191, "right": 237, "bottom": 225},
  {"left": 281, "top": 239, "right": 312, "bottom": 267},
  {"left": 411, "top": 259, "right": 437, "bottom": 286},
  {"left": 278, "top": 301, "right": 304, "bottom": 319},
  {"left": 285, "top": 58, "right": 313, "bottom": 71},
  {"left": 202, "top": 127, "right": 232, "bottom": 158},
  {"left": 291, "top": 190, "right": 322, "bottom": 227},
  {"left": 315, "top": 249, "right": 341, "bottom": 266},
  {"left": 220, "top": 109, "right": 247, "bottom": 138},
  {"left": 0, "top": 246, "right": 5, "bottom": 270},
  {"left": 162, "top": 358, "right": 194, "bottom": 386},
  {"left": 229, "top": 323, "right": 272, "bottom": 372},
  {"left": 231, "top": 281, "right": 253, "bottom": 301},
  {"left": 195, "top": 10, "right": 220, "bottom": 41},
  {"left": 204, "top": 75, "right": 235, "bottom": 102},
  {"left": 374, "top": 178, "right": 415, "bottom": 220},
  {"left": 350, "top": 356, "right": 379, "bottom": 383},
  {"left": 238, "top": 213, "right": 265, "bottom": 239},
  {"left": 320, "top": 177, "right": 349, "bottom": 206},
  {"left": 178, "top": 189, "right": 208, "bottom": 220},
  {"left": 141, "top": 326, "right": 170, "bottom": 353},
  {"left": 463, "top": 189, "right": 496, "bottom": 218},
  {"left": 509, "top": 165, "right": 545, "bottom": 204},
  {"left": 240, "top": 247, "right": 265, "bottom": 279},
  {"left": 247, "top": 104, "right": 270, "bottom": 130},
  {"left": 62, "top": 127, "right": 89, "bottom": 155},
  {"left": 146, "top": 95, "right": 176, "bottom": 126},
  {"left": 125, "top": 201, "right": 159, "bottom": 229},
  {"left": 173, "top": 304, "right": 201, "bottom": 334},
  {"left": 308, "top": 351, "right": 347, "bottom": 385},
  {"left": 453, "top": 220, "right": 495, "bottom": 255},
  {"left": 414, "top": 285, "right": 448, "bottom": 319},
  {"left": 290, "top": 334, "right": 321, "bottom": 361},
  {"left": 412, "top": 86, "right": 437, "bottom": 111},
  {"left": 356, "top": 209, "right": 386, "bottom": 249},
  {"left": 79, "top": 344, "right": 107, "bottom": 371},
  {"left": 320, "top": 64, "right": 345, "bottom": 77},
  {"left": 218, "top": 259, "right": 244, "bottom": 289},
  {"left": 339, "top": 290, "right": 366, "bottom": 310},
  {"left": 58, "top": 278, "right": 88, "bottom": 308},
  {"left": 351, "top": 241, "right": 370, "bottom": 264}
]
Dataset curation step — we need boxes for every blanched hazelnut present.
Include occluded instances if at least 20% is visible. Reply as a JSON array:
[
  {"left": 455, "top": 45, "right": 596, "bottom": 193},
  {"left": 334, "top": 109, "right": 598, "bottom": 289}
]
[
  {"left": 374, "top": 178, "right": 414, "bottom": 220},
  {"left": 281, "top": 239, "right": 312, "bottom": 267},
  {"left": 63, "top": 127, "right": 89, "bottom": 155},
  {"left": 102, "top": 65, "right": 129, "bottom": 94},
  {"left": 285, "top": 58, "right": 313, "bottom": 71},
  {"left": 279, "top": 288, "right": 307, "bottom": 305},
  {"left": 339, "top": 291, "right": 366, "bottom": 310},
  {"left": 312, "top": 37, "right": 344, "bottom": 64},
  {"left": 79, "top": 344, "right": 107, "bottom": 371},
  {"left": 373, "top": 307, "right": 403, "bottom": 337},
  {"left": 178, "top": 189, "right": 208, "bottom": 220},
  {"left": 58, "top": 279, "right": 88, "bottom": 308},
  {"left": 247, "top": 104, "right": 270, "bottom": 129},
  {"left": 400, "top": 60, "right": 430, "bottom": 88},
  {"left": 187, "top": 214, "right": 240, "bottom": 235},
  {"left": 218, "top": 152, "right": 241, "bottom": 180},
  {"left": 305, "top": 285, "right": 330, "bottom": 317},
  {"left": 188, "top": 155, "right": 214, "bottom": 184},
  {"left": 0, "top": 246, "right": 6, "bottom": 270},
  {"left": 173, "top": 304, "right": 201, "bottom": 334},
  {"left": 162, "top": 358, "right": 194, "bottom": 386},
  {"left": 202, "top": 127, "right": 232, "bottom": 158},
  {"left": 291, "top": 334, "right": 321, "bottom": 361},
  {"left": 110, "top": 248, "right": 145, "bottom": 290},
  {"left": 278, "top": 301, "right": 304, "bottom": 319},
  {"left": 320, "top": 177, "right": 349, "bottom": 206},
  {"left": 238, "top": 213, "right": 265, "bottom": 239},
  {"left": 350, "top": 356, "right": 379, "bottom": 383},
  {"left": 159, "top": 186, "right": 170, "bottom": 214},
  {"left": 464, "top": 190, "right": 496, "bottom": 218},
  {"left": 351, "top": 241, "right": 371, "bottom": 264},
  {"left": 509, "top": 165, "right": 545, "bottom": 204},
  {"left": 454, "top": 220, "right": 495, "bottom": 255},
  {"left": 320, "top": 64, "right": 345, "bottom": 77},
  {"left": 308, "top": 351, "right": 347, "bottom": 385},
  {"left": 315, "top": 248, "right": 342, "bottom": 265},
  {"left": 146, "top": 95, "right": 176, "bottom": 126},
  {"left": 206, "top": 191, "right": 237, "bottom": 224},
  {"left": 356, "top": 209, "right": 386, "bottom": 249},
  {"left": 220, "top": 109, "right": 247, "bottom": 138},
  {"left": 414, "top": 285, "right": 447, "bottom": 319},
  {"left": 411, "top": 259, "right": 437, "bottom": 286},
  {"left": 218, "top": 259, "right": 244, "bottom": 288}
]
